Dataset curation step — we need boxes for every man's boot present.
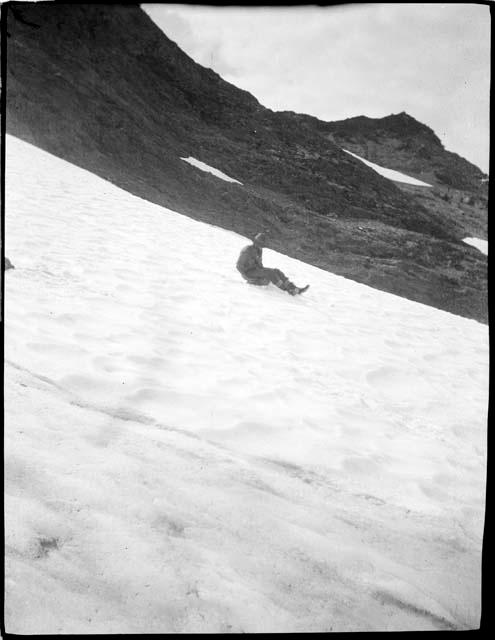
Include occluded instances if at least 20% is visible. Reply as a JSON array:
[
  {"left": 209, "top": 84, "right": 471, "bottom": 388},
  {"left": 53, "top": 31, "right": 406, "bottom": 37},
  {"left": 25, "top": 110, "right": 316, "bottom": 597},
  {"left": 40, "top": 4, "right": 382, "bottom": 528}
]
[
  {"left": 275, "top": 279, "right": 309, "bottom": 296},
  {"left": 287, "top": 284, "right": 310, "bottom": 295},
  {"left": 285, "top": 282, "right": 298, "bottom": 295},
  {"left": 295, "top": 284, "right": 310, "bottom": 294}
]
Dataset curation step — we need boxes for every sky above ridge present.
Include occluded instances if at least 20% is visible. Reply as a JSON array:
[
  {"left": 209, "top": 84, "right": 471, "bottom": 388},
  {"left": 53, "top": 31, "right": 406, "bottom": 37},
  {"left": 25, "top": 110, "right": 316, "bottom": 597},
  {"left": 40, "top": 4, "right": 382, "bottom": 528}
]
[{"left": 142, "top": 3, "right": 490, "bottom": 174}]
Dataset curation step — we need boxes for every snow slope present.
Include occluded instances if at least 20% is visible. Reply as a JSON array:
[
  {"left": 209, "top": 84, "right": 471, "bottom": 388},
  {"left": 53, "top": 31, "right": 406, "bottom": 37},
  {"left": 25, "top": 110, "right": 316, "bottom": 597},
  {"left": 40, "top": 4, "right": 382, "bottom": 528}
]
[
  {"left": 180, "top": 156, "right": 243, "bottom": 184},
  {"left": 5, "top": 135, "right": 487, "bottom": 633},
  {"left": 343, "top": 149, "right": 433, "bottom": 186},
  {"left": 463, "top": 237, "right": 488, "bottom": 255}
]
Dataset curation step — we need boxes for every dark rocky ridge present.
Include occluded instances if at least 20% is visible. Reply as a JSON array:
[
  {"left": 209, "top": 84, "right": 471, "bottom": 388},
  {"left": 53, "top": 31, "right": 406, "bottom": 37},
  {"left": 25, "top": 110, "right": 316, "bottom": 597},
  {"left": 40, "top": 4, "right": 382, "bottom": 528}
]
[
  {"left": 323, "top": 112, "right": 486, "bottom": 193},
  {"left": 320, "top": 113, "right": 488, "bottom": 241},
  {"left": 4, "top": 2, "right": 488, "bottom": 322}
]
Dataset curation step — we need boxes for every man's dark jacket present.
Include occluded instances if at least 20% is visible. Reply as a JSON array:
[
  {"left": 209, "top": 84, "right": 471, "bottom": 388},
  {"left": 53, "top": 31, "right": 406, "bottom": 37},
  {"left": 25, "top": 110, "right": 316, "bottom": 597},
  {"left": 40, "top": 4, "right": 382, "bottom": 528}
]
[{"left": 236, "top": 244, "right": 263, "bottom": 277}]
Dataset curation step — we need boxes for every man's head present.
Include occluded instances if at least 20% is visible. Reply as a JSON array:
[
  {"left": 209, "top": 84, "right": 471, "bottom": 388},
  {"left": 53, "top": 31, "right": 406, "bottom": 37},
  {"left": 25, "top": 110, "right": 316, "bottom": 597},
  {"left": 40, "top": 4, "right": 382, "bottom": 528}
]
[{"left": 253, "top": 232, "right": 267, "bottom": 248}]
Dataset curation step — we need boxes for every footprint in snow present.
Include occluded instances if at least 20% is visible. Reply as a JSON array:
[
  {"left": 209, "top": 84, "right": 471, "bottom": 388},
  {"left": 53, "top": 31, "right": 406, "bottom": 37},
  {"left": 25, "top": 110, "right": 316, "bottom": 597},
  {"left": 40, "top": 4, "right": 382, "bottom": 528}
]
[{"left": 34, "top": 536, "right": 60, "bottom": 559}]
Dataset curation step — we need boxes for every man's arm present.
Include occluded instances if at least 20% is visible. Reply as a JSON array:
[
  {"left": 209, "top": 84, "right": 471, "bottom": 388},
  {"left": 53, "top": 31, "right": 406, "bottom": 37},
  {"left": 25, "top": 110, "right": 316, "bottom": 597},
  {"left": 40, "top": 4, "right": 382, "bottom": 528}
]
[{"left": 253, "top": 247, "right": 263, "bottom": 268}]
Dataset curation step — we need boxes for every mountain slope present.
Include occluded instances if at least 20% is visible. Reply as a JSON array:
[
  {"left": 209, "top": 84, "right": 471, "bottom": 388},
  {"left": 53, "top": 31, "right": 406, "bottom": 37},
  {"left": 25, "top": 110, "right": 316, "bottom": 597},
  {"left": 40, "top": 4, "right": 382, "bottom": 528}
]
[
  {"left": 4, "top": 2, "right": 487, "bottom": 322},
  {"left": 323, "top": 112, "right": 487, "bottom": 193},
  {"left": 5, "top": 134, "right": 487, "bottom": 633},
  {"left": 320, "top": 112, "right": 488, "bottom": 240}
]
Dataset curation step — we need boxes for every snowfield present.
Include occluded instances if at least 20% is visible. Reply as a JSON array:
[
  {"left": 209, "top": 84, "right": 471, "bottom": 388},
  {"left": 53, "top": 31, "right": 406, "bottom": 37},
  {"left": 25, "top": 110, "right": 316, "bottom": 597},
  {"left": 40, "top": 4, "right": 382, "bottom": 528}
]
[
  {"left": 5, "top": 135, "right": 487, "bottom": 633},
  {"left": 180, "top": 156, "right": 243, "bottom": 184},
  {"left": 343, "top": 149, "right": 433, "bottom": 186}
]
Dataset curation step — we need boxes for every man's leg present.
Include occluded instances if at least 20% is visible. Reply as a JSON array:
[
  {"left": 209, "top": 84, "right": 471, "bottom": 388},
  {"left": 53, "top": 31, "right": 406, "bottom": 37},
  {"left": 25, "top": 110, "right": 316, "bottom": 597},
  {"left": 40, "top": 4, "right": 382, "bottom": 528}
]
[
  {"left": 244, "top": 267, "right": 299, "bottom": 294},
  {"left": 264, "top": 268, "right": 297, "bottom": 293}
]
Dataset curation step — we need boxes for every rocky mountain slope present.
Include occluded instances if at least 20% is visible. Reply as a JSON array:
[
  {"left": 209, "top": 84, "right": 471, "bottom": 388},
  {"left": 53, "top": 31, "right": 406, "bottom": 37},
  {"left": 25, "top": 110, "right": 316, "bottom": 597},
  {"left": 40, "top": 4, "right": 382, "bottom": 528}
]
[
  {"left": 321, "top": 113, "right": 488, "bottom": 240},
  {"left": 4, "top": 3, "right": 488, "bottom": 322}
]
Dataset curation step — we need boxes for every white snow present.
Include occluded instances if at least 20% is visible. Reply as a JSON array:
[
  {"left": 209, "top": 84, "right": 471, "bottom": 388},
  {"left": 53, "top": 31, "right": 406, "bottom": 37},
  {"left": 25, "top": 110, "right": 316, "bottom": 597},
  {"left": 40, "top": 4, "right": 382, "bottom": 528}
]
[
  {"left": 463, "top": 237, "right": 488, "bottom": 255},
  {"left": 180, "top": 156, "right": 243, "bottom": 184},
  {"left": 5, "top": 134, "right": 487, "bottom": 633},
  {"left": 344, "top": 149, "right": 433, "bottom": 187}
]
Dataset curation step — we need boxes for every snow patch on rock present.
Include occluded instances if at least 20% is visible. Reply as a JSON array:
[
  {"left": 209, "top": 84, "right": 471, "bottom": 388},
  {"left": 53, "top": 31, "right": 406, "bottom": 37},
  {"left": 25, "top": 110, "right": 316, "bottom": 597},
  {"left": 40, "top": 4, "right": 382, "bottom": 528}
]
[
  {"left": 343, "top": 149, "right": 432, "bottom": 187},
  {"left": 181, "top": 156, "right": 243, "bottom": 185},
  {"left": 463, "top": 237, "right": 488, "bottom": 255}
]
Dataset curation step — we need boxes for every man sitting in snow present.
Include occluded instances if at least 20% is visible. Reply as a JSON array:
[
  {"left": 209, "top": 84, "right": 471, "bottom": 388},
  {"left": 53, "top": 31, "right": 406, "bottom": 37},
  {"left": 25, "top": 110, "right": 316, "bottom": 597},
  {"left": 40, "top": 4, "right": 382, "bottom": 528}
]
[{"left": 236, "top": 232, "right": 309, "bottom": 295}]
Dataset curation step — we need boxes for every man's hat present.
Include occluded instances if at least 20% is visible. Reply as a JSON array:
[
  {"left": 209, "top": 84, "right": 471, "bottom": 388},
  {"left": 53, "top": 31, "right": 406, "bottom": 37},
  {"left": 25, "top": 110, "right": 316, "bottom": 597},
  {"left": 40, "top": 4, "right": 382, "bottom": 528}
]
[{"left": 254, "top": 232, "right": 267, "bottom": 243}]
